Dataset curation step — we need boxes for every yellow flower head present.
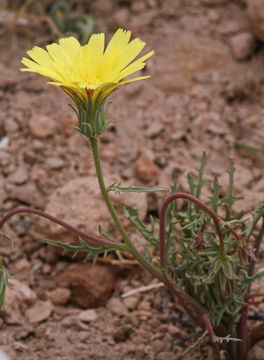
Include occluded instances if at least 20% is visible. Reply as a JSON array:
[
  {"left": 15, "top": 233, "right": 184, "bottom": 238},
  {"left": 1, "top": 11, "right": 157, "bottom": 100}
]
[{"left": 21, "top": 28, "right": 154, "bottom": 103}]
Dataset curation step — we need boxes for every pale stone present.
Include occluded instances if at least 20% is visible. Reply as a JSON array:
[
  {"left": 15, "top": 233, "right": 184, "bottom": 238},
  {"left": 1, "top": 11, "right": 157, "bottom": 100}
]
[
  {"left": 78, "top": 309, "right": 98, "bottom": 322},
  {"left": 8, "top": 166, "right": 28, "bottom": 184},
  {"left": 3, "top": 279, "right": 37, "bottom": 325},
  {"left": 248, "top": 0, "right": 264, "bottom": 42},
  {"left": 229, "top": 32, "right": 256, "bottom": 61},
  {"left": 135, "top": 152, "right": 161, "bottom": 183},
  {"left": 25, "top": 300, "right": 53, "bottom": 323},
  {"left": 46, "top": 157, "right": 65, "bottom": 170},
  {"left": 29, "top": 114, "right": 57, "bottom": 139},
  {"left": 46, "top": 288, "right": 71, "bottom": 306},
  {"left": 107, "top": 297, "right": 128, "bottom": 317}
]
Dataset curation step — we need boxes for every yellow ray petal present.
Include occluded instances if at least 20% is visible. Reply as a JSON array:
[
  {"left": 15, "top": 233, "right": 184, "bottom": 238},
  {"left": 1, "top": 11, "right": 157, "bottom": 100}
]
[
  {"left": 46, "top": 43, "right": 73, "bottom": 67},
  {"left": 113, "top": 50, "right": 154, "bottom": 81},
  {"left": 27, "top": 46, "right": 54, "bottom": 68},
  {"left": 104, "top": 29, "right": 131, "bottom": 59},
  {"left": 21, "top": 57, "right": 65, "bottom": 82},
  {"left": 59, "top": 36, "right": 81, "bottom": 60},
  {"left": 112, "top": 38, "right": 146, "bottom": 73},
  {"left": 101, "top": 28, "right": 131, "bottom": 78},
  {"left": 120, "top": 75, "right": 151, "bottom": 84},
  {"left": 85, "top": 33, "right": 105, "bottom": 77}
]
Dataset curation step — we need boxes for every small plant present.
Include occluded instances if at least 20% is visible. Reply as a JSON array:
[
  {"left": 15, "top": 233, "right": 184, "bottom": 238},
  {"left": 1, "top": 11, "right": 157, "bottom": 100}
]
[
  {"left": 49, "top": 0, "right": 95, "bottom": 44},
  {"left": 0, "top": 28, "right": 264, "bottom": 360}
]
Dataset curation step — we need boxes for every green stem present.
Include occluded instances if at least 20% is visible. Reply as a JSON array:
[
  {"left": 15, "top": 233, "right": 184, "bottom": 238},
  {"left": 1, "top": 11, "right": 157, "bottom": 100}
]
[{"left": 89, "top": 136, "right": 162, "bottom": 281}]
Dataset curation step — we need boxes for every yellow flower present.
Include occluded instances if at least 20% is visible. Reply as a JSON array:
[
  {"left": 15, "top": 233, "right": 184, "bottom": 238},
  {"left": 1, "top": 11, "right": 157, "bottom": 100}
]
[{"left": 21, "top": 28, "right": 154, "bottom": 103}]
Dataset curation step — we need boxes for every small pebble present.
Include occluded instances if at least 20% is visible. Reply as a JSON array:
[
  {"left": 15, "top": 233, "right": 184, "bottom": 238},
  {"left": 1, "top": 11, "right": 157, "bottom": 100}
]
[
  {"left": 46, "top": 157, "right": 65, "bottom": 170},
  {"left": 78, "top": 309, "right": 98, "bottom": 323}
]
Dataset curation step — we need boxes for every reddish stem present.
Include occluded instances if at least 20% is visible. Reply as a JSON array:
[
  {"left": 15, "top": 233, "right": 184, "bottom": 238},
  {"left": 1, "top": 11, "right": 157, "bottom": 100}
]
[
  {"left": 238, "top": 304, "right": 249, "bottom": 360},
  {"left": 202, "top": 314, "right": 223, "bottom": 360},
  {"left": 162, "top": 269, "right": 209, "bottom": 328},
  {"left": 159, "top": 192, "right": 225, "bottom": 269},
  {"left": 0, "top": 207, "right": 121, "bottom": 248},
  {"left": 224, "top": 225, "right": 242, "bottom": 243}
]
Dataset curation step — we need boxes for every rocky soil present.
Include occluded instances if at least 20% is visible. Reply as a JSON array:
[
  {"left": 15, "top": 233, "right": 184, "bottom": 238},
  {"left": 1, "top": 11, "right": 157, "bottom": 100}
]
[{"left": 1, "top": 0, "right": 264, "bottom": 359}]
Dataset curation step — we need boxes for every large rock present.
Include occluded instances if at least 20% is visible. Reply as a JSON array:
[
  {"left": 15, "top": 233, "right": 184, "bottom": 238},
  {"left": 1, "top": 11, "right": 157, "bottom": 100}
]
[
  {"left": 58, "top": 263, "right": 118, "bottom": 308},
  {"left": 40, "top": 175, "right": 148, "bottom": 246},
  {"left": 247, "top": 0, "right": 264, "bottom": 42}
]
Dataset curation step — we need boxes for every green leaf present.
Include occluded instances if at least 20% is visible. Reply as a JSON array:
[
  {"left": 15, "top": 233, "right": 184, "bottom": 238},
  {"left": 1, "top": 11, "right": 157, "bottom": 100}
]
[
  {"left": 195, "top": 152, "right": 207, "bottom": 199},
  {"left": 251, "top": 270, "right": 264, "bottom": 282},
  {"left": 182, "top": 330, "right": 208, "bottom": 356},
  {"left": 217, "top": 269, "right": 227, "bottom": 292},
  {"left": 222, "top": 260, "right": 236, "bottom": 279},
  {"left": 188, "top": 173, "right": 196, "bottom": 195},
  {"left": 209, "top": 177, "right": 221, "bottom": 213},
  {"left": 99, "top": 226, "right": 119, "bottom": 243},
  {"left": 0, "top": 231, "right": 14, "bottom": 247},
  {"left": 0, "top": 262, "right": 10, "bottom": 310},
  {"left": 213, "top": 258, "right": 222, "bottom": 274},
  {"left": 42, "top": 237, "right": 123, "bottom": 262},
  {"left": 107, "top": 182, "right": 166, "bottom": 194},
  {"left": 245, "top": 200, "right": 264, "bottom": 240},
  {"left": 124, "top": 205, "right": 158, "bottom": 246},
  {"left": 234, "top": 142, "right": 264, "bottom": 156},
  {"left": 221, "top": 164, "right": 241, "bottom": 219},
  {"left": 212, "top": 334, "right": 242, "bottom": 344}
]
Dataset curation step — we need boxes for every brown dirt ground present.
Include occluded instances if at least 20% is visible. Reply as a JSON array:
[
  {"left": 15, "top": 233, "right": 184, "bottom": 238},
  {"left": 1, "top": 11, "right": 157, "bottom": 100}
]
[{"left": 0, "top": 0, "right": 264, "bottom": 359}]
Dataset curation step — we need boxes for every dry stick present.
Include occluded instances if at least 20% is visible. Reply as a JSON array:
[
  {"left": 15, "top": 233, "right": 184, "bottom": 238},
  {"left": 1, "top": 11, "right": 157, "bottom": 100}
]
[
  {"left": 0, "top": 207, "right": 122, "bottom": 248},
  {"left": 121, "top": 282, "right": 164, "bottom": 299}
]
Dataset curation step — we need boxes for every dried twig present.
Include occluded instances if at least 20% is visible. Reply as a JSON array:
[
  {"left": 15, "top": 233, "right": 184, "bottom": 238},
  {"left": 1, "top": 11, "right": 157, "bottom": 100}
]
[
  {"left": 0, "top": 0, "right": 35, "bottom": 39},
  {"left": 121, "top": 282, "right": 164, "bottom": 299}
]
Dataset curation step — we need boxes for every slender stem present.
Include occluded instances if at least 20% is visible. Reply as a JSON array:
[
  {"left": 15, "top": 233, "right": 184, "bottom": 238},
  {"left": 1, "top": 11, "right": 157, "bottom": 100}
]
[
  {"left": 0, "top": 207, "right": 121, "bottom": 248},
  {"left": 89, "top": 136, "right": 163, "bottom": 281},
  {"left": 202, "top": 314, "right": 223, "bottom": 360},
  {"left": 162, "top": 270, "right": 209, "bottom": 328},
  {"left": 238, "top": 304, "right": 249, "bottom": 360}
]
